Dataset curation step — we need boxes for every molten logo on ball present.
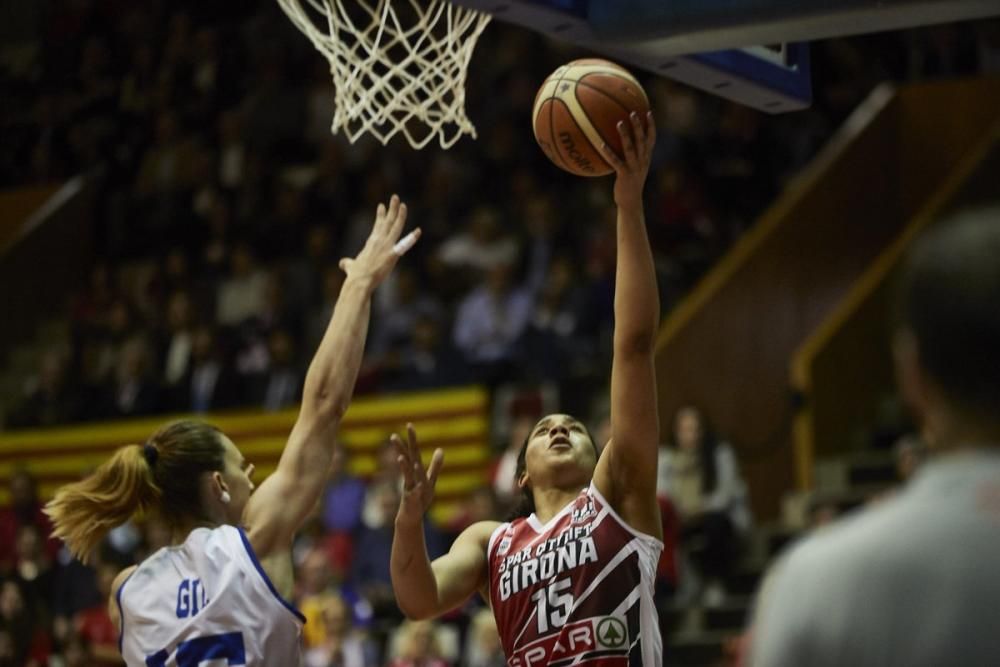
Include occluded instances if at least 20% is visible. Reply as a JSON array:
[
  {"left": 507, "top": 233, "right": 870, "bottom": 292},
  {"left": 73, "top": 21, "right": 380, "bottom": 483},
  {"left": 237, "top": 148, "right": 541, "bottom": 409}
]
[{"left": 558, "top": 132, "right": 596, "bottom": 174}]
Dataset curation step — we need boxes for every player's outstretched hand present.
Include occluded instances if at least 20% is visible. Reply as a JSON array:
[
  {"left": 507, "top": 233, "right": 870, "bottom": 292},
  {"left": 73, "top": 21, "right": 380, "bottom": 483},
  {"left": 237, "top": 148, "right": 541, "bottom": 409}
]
[
  {"left": 392, "top": 423, "right": 444, "bottom": 528},
  {"left": 339, "top": 194, "right": 421, "bottom": 286},
  {"left": 600, "top": 111, "right": 656, "bottom": 214}
]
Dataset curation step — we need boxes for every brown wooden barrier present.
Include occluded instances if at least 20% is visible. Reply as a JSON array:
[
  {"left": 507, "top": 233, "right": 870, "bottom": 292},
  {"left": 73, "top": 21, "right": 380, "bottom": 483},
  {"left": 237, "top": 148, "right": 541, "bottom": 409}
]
[
  {"left": 792, "top": 127, "right": 1000, "bottom": 486},
  {"left": 654, "top": 78, "right": 1000, "bottom": 519}
]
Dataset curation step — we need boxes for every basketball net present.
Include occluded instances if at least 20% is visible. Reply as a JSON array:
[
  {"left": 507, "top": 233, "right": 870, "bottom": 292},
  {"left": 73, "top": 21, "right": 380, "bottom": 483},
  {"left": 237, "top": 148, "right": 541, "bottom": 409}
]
[{"left": 276, "top": 0, "right": 491, "bottom": 149}]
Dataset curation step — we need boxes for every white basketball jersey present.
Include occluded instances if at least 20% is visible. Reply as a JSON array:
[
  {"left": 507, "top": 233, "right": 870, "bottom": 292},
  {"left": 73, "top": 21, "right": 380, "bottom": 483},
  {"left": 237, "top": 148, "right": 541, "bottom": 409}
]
[{"left": 117, "top": 525, "right": 303, "bottom": 666}]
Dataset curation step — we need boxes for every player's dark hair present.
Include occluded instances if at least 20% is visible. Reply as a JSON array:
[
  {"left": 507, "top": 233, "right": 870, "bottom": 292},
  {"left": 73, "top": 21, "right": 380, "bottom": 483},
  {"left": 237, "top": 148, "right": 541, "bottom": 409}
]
[
  {"left": 508, "top": 416, "right": 599, "bottom": 520},
  {"left": 45, "top": 420, "right": 225, "bottom": 562},
  {"left": 895, "top": 206, "right": 1000, "bottom": 421}
]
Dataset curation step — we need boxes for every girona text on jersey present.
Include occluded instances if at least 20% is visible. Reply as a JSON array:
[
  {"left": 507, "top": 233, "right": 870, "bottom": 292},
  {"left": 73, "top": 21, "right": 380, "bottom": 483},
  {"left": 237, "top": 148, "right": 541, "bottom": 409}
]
[{"left": 488, "top": 484, "right": 663, "bottom": 667}]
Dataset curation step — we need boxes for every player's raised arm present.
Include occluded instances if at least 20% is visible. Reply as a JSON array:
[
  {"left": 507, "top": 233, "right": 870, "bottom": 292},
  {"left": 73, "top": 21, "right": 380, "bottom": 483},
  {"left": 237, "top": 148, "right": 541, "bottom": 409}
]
[
  {"left": 593, "top": 112, "right": 663, "bottom": 539},
  {"left": 390, "top": 424, "right": 498, "bottom": 619},
  {"left": 244, "top": 195, "right": 420, "bottom": 558}
]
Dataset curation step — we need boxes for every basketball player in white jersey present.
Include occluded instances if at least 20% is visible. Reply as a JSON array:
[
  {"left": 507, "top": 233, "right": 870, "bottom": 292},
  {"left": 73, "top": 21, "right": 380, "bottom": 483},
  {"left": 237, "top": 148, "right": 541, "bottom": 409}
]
[
  {"left": 391, "top": 112, "right": 663, "bottom": 666},
  {"left": 45, "top": 196, "right": 419, "bottom": 666}
]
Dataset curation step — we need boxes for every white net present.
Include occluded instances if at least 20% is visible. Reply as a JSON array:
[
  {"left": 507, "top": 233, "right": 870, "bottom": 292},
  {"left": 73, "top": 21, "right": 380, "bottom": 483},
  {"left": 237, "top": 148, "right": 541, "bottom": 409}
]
[{"left": 276, "top": 0, "right": 491, "bottom": 149}]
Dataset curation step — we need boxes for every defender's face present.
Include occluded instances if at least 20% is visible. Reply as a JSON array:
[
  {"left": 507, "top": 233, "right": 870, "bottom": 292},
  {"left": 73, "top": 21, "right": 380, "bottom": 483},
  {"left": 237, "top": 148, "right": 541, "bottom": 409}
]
[
  {"left": 522, "top": 414, "right": 597, "bottom": 487},
  {"left": 219, "top": 435, "right": 255, "bottom": 521}
]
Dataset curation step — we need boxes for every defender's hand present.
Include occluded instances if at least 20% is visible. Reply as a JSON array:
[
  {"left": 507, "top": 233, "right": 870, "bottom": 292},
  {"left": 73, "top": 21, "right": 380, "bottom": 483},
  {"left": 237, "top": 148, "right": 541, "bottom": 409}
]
[{"left": 339, "top": 195, "right": 420, "bottom": 286}]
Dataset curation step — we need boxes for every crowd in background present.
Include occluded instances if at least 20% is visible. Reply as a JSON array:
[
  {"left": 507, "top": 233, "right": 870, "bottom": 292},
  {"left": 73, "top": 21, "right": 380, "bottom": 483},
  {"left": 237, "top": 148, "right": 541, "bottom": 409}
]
[{"left": 1, "top": 0, "right": 997, "bottom": 664}]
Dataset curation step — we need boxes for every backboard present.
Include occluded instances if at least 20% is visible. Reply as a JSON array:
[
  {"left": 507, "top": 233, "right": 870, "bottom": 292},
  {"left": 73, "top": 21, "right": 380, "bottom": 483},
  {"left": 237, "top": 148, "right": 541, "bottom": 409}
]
[{"left": 454, "top": 0, "right": 1000, "bottom": 113}]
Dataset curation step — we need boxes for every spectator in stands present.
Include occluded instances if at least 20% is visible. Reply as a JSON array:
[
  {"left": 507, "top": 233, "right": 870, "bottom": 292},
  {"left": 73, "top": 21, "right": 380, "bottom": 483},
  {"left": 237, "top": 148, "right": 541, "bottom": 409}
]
[
  {"left": 159, "top": 291, "right": 197, "bottom": 410},
  {"left": 371, "top": 266, "right": 444, "bottom": 356},
  {"left": 8, "top": 349, "right": 80, "bottom": 428},
  {"left": 303, "top": 592, "right": 377, "bottom": 667},
  {"left": 104, "top": 337, "right": 159, "bottom": 418},
  {"left": 464, "top": 609, "right": 505, "bottom": 667},
  {"left": 185, "top": 326, "right": 238, "bottom": 413},
  {"left": 0, "top": 577, "right": 48, "bottom": 666},
  {"left": 215, "top": 242, "right": 268, "bottom": 327},
  {"left": 353, "top": 482, "right": 444, "bottom": 624},
  {"left": 658, "top": 405, "right": 751, "bottom": 605},
  {"left": 437, "top": 206, "right": 519, "bottom": 275},
  {"left": 0, "top": 470, "right": 58, "bottom": 574},
  {"left": 387, "top": 620, "right": 450, "bottom": 667},
  {"left": 383, "top": 314, "right": 470, "bottom": 392},
  {"left": 452, "top": 261, "right": 533, "bottom": 384},
  {"left": 321, "top": 446, "right": 366, "bottom": 539},
  {"left": 12, "top": 525, "right": 55, "bottom": 620},
  {"left": 72, "top": 560, "right": 119, "bottom": 666},
  {"left": 491, "top": 414, "right": 538, "bottom": 507},
  {"left": 521, "top": 255, "right": 592, "bottom": 382},
  {"left": 258, "top": 329, "right": 302, "bottom": 411},
  {"left": 894, "top": 433, "right": 927, "bottom": 483}
]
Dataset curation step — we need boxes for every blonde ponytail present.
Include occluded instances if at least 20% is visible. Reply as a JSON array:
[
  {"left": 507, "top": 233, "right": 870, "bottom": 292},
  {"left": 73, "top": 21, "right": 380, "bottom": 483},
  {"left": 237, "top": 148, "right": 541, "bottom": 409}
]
[{"left": 45, "top": 444, "right": 161, "bottom": 563}]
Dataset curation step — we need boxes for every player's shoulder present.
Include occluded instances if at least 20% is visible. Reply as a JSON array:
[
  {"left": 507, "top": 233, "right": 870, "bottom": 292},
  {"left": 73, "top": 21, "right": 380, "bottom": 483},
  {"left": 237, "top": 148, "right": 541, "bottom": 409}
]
[
  {"left": 772, "top": 494, "right": 911, "bottom": 586},
  {"left": 459, "top": 520, "right": 504, "bottom": 547}
]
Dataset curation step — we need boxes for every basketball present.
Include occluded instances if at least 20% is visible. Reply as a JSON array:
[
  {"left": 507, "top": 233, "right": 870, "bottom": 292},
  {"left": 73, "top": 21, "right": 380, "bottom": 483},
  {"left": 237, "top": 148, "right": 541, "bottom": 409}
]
[{"left": 532, "top": 59, "right": 651, "bottom": 177}]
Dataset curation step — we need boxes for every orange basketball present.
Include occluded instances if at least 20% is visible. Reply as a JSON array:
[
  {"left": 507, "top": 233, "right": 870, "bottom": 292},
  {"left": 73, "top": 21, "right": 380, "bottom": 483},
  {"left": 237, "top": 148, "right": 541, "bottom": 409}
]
[{"left": 532, "top": 59, "right": 650, "bottom": 177}]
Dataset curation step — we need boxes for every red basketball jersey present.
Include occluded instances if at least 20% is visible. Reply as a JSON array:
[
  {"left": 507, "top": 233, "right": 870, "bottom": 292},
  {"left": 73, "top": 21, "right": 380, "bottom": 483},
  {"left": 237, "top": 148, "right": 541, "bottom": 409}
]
[{"left": 487, "top": 484, "right": 662, "bottom": 666}]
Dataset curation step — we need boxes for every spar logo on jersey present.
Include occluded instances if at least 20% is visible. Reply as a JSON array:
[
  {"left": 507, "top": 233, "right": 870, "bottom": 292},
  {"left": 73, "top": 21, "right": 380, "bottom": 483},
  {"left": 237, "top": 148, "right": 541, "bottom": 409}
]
[{"left": 508, "top": 616, "right": 629, "bottom": 666}]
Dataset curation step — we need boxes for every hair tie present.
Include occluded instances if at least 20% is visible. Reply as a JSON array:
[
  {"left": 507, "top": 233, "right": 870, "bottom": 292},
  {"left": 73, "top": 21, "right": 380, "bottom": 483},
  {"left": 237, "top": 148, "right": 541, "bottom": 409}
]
[{"left": 143, "top": 442, "right": 159, "bottom": 467}]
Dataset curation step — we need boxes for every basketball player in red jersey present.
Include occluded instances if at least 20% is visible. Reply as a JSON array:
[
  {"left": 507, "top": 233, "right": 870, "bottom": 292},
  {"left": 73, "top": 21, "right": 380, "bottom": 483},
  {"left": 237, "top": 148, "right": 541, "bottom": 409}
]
[{"left": 391, "top": 111, "right": 662, "bottom": 666}]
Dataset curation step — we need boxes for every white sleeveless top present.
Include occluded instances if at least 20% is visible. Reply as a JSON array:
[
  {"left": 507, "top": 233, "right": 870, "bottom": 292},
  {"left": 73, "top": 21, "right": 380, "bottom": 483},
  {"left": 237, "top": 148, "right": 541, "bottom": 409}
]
[{"left": 117, "top": 525, "right": 303, "bottom": 666}]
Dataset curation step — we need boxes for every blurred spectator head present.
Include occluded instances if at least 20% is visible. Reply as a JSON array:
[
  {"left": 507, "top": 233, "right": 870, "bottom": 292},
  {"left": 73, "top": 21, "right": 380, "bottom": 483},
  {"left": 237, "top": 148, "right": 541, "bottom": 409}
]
[
  {"left": 894, "top": 206, "right": 1000, "bottom": 444},
  {"left": 8, "top": 468, "right": 39, "bottom": 512},
  {"left": 894, "top": 434, "right": 927, "bottom": 482},
  {"left": 165, "top": 247, "right": 190, "bottom": 283},
  {"left": 230, "top": 243, "right": 257, "bottom": 278},
  {"left": 38, "top": 349, "right": 68, "bottom": 395},
  {"left": 395, "top": 619, "right": 444, "bottom": 662},
  {"left": 485, "top": 262, "right": 515, "bottom": 296},
  {"left": 118, "top": 337, "right": 151, "bottom": 381},
  {"left": 468, "top": 608, "right": 503, "bottom": 664},
  {"left": 371, "top": 481, "right": 401, "bottom": 528},
  {"left": 467, "top": 487, "right": 500, "bottom": 523},
  {"left": 299, "top": 547, "right": 333, "bottom": 596},
  {"left": 305, "top": 225, "right": 332, "bottom": 262},
  {"left": 671, "top": 405, "right": 708, "bottom": 452},
  {"left": 166, "top": 291, "right": 194, "bottom": 332},
  {"left": 61, "top": 633, "right": 92, "bottom": 667},
  {"left": 0, "top": 578, "right": 26, "bottom": 622},
  {"left": 192, "top": 326, "right": 220, "bottom": 363},
  {"left": 108, "top": 298, "right": 134, "bottom": 338},
  {"left": 319, "top": 592, "right": 352, "bottom": 639},
  {"left": 15, "top": 525, "right": 44, "bottom": 569},
  {"left": 269, "top": 330, "right": 296, "bottom": 368},
  {"left": 411, "top": 314, "right": 442, "bottom": 353},
  {"left": 469, "top": 206, "right": 502, "bottom": 243}
]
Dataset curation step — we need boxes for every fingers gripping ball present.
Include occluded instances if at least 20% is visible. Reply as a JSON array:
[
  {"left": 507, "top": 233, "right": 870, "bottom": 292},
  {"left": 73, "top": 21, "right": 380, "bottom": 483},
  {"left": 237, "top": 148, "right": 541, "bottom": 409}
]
[{"left": 533, "top": 59, "right": 650, "bottom": 177}]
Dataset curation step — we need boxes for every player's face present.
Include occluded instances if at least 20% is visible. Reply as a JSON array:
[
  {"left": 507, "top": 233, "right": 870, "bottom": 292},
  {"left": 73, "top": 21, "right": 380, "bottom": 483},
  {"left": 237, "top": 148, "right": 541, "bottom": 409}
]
[
  {"left": 218, "top": 435, "right": 255, "bottom": 521},
  {"left": 524, "top": 414, "right": 597, "bottom": 482}
]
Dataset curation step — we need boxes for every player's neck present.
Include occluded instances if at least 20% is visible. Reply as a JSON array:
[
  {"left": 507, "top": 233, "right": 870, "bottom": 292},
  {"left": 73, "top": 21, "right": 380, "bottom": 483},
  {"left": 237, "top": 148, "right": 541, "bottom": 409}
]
[{"left": 531, "top": 486, "right": 583, "bottom": 524}]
